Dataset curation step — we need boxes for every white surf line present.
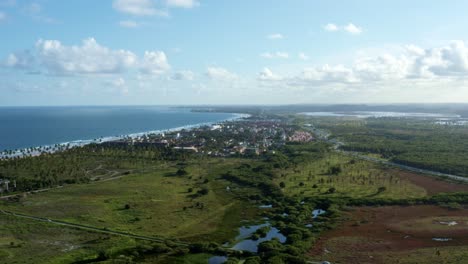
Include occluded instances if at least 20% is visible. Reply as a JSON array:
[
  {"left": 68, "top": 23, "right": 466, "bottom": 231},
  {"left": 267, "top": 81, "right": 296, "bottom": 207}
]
[{"left": 0, "top": 113, "right": 250, "bottom": 159}]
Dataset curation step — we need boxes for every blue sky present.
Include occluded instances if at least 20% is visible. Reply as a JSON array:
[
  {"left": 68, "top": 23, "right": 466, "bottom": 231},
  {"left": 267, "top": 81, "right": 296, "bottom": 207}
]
[{"left": 1, "top": 0, "right": 468, "bottom": 106}]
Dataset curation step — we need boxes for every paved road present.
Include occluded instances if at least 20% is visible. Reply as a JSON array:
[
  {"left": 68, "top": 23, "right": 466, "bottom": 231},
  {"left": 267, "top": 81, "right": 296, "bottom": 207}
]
[{"left": 0, "top": 209, "right": 189, "bottom": 246}]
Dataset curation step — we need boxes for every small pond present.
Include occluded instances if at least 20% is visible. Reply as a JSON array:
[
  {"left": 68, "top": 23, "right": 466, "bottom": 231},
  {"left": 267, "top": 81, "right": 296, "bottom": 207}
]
[
  {"left": 438, "top": 221, "right": 457, "bottom": 226},
  {"left": 231, "top": 224, "right": 287, "bottom": 252},
  {"left": 208, "top": 256, "right": 228, "bottom": 264},
  {"left": 208, "top": 222, "right": 287, "bottom": 263},
  {"left": 432, "top": 237, "right": 453, "bottom": 242},
  {"left": 208, "top": 206, "right": 326, "bottom": 263},
  {"left": 312, "top": 209, "right": 326, "bottom": 218}
]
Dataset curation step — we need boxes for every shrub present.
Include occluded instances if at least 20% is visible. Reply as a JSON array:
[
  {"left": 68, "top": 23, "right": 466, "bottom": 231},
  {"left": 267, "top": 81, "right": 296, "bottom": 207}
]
[
  {"left": 197, "top": 188, "right": 209, "bottom": 196},
  {"left": 176, "top": 168, "right": 188, "bottom": 176},
  {"left": 226, "top": 258, "right": 240, "bottom": 264},
  {"left": 328, "top": 165, "right": 341, "bottom": 175},
  {"left": 439, "top": 202, "right": 462, "bottom": 210},
  {"left": 266, "top": 255, "right": 285, "bottom": 264},
  {"left": 377, "top": 186, "right": 387, "bottom": 193},
  {"left": 245, "top": 256, "right": 261, "bottom": 264}
]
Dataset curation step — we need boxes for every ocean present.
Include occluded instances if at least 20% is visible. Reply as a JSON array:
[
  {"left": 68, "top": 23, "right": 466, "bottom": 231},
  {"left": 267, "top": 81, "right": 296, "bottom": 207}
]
[{"left": 0, "top": 106, "right": 237, "bottom": 151}]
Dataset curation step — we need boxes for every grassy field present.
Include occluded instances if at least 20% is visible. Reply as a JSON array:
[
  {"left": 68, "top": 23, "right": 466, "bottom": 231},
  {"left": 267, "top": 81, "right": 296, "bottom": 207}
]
[
  {"left": 145, "top": 253, "right": 215, "bottom": 264},
  {"left": 275, "top": 151, "right": 427, "bottom": 199},
  {"left": 2, "top": 130, "right": 468, "bottom": 263},
  {"left": 1, "top": 158, "right": 259, "bottom": 244},
  {"left": 299, "top": 116, "right": 468, "bottom": 177},
  {"left": 0, "top": 213, "right": 139, "bottom": 264}
]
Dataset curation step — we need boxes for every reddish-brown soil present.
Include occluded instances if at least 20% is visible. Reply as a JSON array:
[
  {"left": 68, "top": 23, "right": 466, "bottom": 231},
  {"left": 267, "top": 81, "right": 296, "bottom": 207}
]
[
  {"left": 308, "top": 205, "right": 468, "bottom": 264},
  {"left": 387, "top": 169, "right": 468, "bottom": 195}
]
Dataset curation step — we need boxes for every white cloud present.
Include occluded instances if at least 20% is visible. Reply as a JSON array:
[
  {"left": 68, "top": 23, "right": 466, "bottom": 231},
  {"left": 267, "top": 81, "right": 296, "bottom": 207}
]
[
  {"left": 429, "top": 41, "right": 468, "bottom": 76},
  {"left": 261, "top": 52, "right": 289, "bottom": 59},
  {"left": 298, "top": 64, "right": 358, "bottom": 84},
  {"left": 113, "top": 0, "right": 166, "bottom": 16},
  {"left": 260, "top": 53, "right": 273, "bottom": 59},
  {"left": 357, "top": 41, "right": 468, "bottom": 79},
  {"left": 267, "top": 33, "right": 284, "bottom": 40},
  {"left": 112, "top": 77, "right": 126, "bottom": 87},
  {"left": 298, "top": 52, "right": 309, "bottom": 60},
  {"left": 10, "top": 81, "right": 44, "bottom": 93},
  {"left": 289, "top": 58, "right": 398, "bottom": 86},
  {"left": 323, "top": 23, "right": 338, "bottom": 32},
  {"left": 6, "top": 54, "right": 18, "bottom": 66},
  {"left": 119, "top": 20, "right": 140, "bottom": 28},
  {"left": 191, "top": 82, "right": 207, "bottom": 94},
  {"left": 405, "top": 44, "right": 425, "bottom": 56},
  {"left": 139, "top": 51, "right": 170, "bottom": 75},
  {"left": 206, "top": 67, "right": 238, "bottom": 80},
  {"left": 324, "top": 23, "right": 363, "bottom": 35},
  {"left": 107, "top": 77, "right": 128, "bottom": 94},
  {"left": 354, "top": 54, "right": 410, "bottom": 81},
  {"left": 7, "top": 37, "right": 468, "bottom": 103},
  {"left": 5, "top": 50, "right": 35, "bottom": 69},
  {"left": 344, "top": 23, "right": 362, "bottom": 34},
  {"left": 34, "top": 38, "right": 137, "bottom": 75},
  {"left": 171, "top": 70, "right": 194, "bottom": 80},
  {"left": 258, "top": 68, "right": 282, "bottom": 81},
  {"left": 0, "top": 11, "right": 6, "bottom": 21},
  {"left": 4, "top": 38, "right": 175, "bottom": 76},
  {"left": 272, "top": 41, "right": 468, "bottom": 88},
  {"left": 166, "top": 0, "right": 199, "bottom": 8}
]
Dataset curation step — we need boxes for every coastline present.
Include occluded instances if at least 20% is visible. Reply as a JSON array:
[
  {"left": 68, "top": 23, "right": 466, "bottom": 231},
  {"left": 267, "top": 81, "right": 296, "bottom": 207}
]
[{"left": 0, "top": 112, "right": 250, "bottom": 160}]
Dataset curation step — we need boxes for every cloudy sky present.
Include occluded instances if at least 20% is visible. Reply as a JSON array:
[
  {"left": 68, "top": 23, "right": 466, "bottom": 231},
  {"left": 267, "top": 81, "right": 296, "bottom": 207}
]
[{"left": 1, "top": 0, "right": 468, "bottom": 106}]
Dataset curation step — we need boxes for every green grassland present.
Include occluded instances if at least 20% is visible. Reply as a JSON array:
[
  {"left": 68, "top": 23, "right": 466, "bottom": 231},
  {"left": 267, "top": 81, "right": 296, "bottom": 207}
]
[
  {"left": 0, "top": 213, "right": 139, "bottom": 264},
  {"left": 274, "top": 145, "right": 427, "bottom": 200},
  {"left": 299, "top": 116, "right": 468, "bottom": 177},
  {"left": 0, "top": 144, "right": 200, "bottom": 192},
  {"left": 1, "top": 122, "right": 468, "bottom": 263},
  {"left": 0, "top": 155, "right": 267, "bottom": 264},
  {"left": 1, "top": 211, "right": 220, "bottom": 264},
  {"left": 146, "top": 253, "right": 215, "bottom": 264},
  {"left": 1, "top": 158, "right": 259, "bottom": 243}
]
